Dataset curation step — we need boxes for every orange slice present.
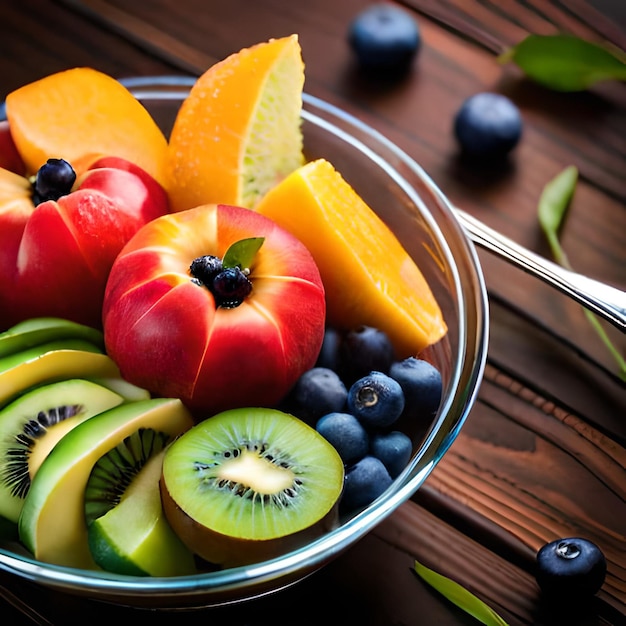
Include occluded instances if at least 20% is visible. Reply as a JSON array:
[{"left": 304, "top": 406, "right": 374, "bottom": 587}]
[
  {"left": 5, "top": 68, "right": 169, "bottom": 185},
  {"left": 167, "top": 35, "right": 305, "bottom": 212},
  {"left": 255, "top": 158, "right": 448, "bottom": 357}
]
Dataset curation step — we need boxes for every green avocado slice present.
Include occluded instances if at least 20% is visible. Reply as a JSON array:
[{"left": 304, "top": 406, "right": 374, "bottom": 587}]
[
  {"left": 18, "top": 397, "right": 194, "bottom": 570},
  {"left": 0, "top": 349, "right": 120, "bottom": 409},
  {"left": 87, "top": 449, "right": 196, "bottom": 577},
  {"left": 0, "top": 317, "right": 105, "bottom": 358},
  {"left": 0, "top": 338, "right": 103, "bottom": 374}
]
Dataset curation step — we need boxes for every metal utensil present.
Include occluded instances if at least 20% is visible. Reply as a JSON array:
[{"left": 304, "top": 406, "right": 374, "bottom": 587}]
[{"left": 456, "top": 209, "right": 626, "bottom": 332}]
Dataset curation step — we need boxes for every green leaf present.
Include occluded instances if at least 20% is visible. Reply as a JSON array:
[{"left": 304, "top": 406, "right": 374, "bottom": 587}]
[
  {"left": 536, "top": 167, "right": 626, "bottom": 381},
  {"left": 499, "top": 34, "right": 626, "bottom": 91},
  {"left": 413, "top": 560, "right": 510, "bottom": 626},
  {"left": 537, "top": 165, "right": 578, "bottom": 265},
  {"left": 222, "top": 237, "right": 264, "bottom": 270}
]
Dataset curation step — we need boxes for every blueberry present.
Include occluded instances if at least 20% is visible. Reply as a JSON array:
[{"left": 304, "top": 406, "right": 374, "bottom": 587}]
[
  {"left": 348, "top": 4, "right": 420, "bottom": 72},
  {"left": 315, "top": 326, "right": 343, "bottom": 371},
  {"left": 190, "top": 255, "right": 223, "bottom": 286},
  {"left": 340, "top": 325, "right": 395, "bottom": 384},
  {"left": 347, "top": 371, "right": 404, "bottom": 429},
  {"left": 210, "top": 266, "right": 252, "bottom": 308},
  {"left": 341, "top": 455, "right": 393, "bottom": 512},
  {"left": 33, "top": 158, "right": 76, "bottom": 204},
  {"left": 316, "top": 412, "right": 369, "bottom": 464},
  {"left": 370, "top": 430, "right": 412, "bottom": 478},
  {"left": 292, "top": 367, "right": 348, "bottom": 422},
  {"left": 536, "top": 537, "right": 607, "bottom": 599},
  {"left": 388, "top": 357, "right": 442, "bottom": 420},
  {"left": 453, "top": 92, "right": 522, "bottom": 159}
]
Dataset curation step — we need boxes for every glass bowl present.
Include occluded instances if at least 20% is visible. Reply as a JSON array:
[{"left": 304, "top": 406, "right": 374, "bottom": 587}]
[{"left": 0, "top": 77, "right": 488, "bottom": 609}]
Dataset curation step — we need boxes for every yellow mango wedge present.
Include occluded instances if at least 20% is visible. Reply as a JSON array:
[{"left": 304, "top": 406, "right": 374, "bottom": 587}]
[{"left": 255, "top": 158, "right": 447, "bottom": 357}]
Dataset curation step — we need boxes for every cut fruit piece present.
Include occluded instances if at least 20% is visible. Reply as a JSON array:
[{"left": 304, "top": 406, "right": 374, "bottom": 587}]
[
  {"left": 87, "top": 448, "right": 196, "bottom": 577},
  {"left": 87, "top": 376, "right": 151, "bottom": 402},
  {"left": 0, "top": 338, "right": 102, "bottom": 375},
  {"left": 0, "top": 317, "right": 105, "bottom": 358},
  {"left": 161, "top": 407, "right": 344, "bottom": 568},
  {"left": 256, "top": 158, "right": 448, "bottom": 356},
  {"left": 19, "top": 398, "right": 194, "bottom": 569},
  {"left": 5, "top": 68, "right": 169, "bottom": 186},
  {"left": 0, "top": 379, "right": 125, "bottom": 524},
  {"left": 0, "top": 120, "right": 25, "bottom": 175},
  {"left": 0, "top": 349, "right": 120, "bottom": 409},
  {"left": 167, "top": 35, "right": 305, "bottom": 212}
]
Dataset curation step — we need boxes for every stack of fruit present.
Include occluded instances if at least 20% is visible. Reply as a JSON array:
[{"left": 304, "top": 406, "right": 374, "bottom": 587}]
[{"left": 0, "top": 35, "right": 448, "bottom": 574}]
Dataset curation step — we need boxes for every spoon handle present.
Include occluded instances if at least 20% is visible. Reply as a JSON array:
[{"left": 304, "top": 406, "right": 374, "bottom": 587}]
[{"left": 456, "top": 209, "right": 626, "bottom": 333}]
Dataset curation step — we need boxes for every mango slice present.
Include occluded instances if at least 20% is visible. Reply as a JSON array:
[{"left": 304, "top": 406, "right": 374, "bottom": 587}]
[
  {"left": 167, "top": 35, "right": 305, "bottom": 211},
  {"left": 5, "top": 68, "right": 169, "bottom": 186},
  {"left": 255, "top": 158, "right": 448, "bottom": 357}
]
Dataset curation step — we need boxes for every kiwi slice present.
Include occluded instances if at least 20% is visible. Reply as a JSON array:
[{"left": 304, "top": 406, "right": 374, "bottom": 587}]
[
  {"left": 19, "top": 398, "right": 194, "bottom": 569},
  {"left": 161, "top": 407, "right": 345, "bottom": 568},
  {"left": 86, "top": 447, "right": 196, "bottom": 577},
  {"left": 0, "top": 379, "right": 125, "bottom": 525}
]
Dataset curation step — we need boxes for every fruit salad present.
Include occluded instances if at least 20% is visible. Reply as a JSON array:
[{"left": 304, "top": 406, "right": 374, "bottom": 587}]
[{"left": 0, "top": 35, "right": 448, "bottom": 576}]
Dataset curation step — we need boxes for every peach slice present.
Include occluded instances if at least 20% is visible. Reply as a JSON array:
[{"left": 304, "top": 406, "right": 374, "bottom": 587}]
[
  {"left": 167, "top": 35, "right": 305, "bottom": 212},
  {"left": 5, "top": 68, "right": 169, "bottom": 186},
  {"left": 256, "top": 158, "right": 448, "bottom": 357}
]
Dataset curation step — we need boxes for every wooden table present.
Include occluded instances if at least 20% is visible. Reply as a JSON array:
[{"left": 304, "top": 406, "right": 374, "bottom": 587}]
[{"left": 1, "top": 1, "right": 624, "bottom": 624}]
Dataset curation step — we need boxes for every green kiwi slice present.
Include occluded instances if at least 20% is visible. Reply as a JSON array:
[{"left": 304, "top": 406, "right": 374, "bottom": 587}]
[
  {"left": 0, "top": 379, "right": 125, "bottom": 525},
  {"left": 86, "top": 447, "right": 196, "bottom": 577},
  {"left": 160, "top": 407, "right": 345, "bottom": 568}
]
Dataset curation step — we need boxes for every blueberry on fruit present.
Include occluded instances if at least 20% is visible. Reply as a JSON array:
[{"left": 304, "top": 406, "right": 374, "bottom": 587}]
[
  {"left": 209, "top": 266, "right": 252, "bottom": 308},
  {"left": 370, "top": 430, "right": 412, "bottom": 478},
  {"left": 189, "top": 255, "right": 223, "bottom": 286},
  {"left": 389, "top": 357, "right": 442, "bottom": 420},
  {"left": 536, "top": 537, "right": 607, "bottom": 598},
  {"left": 341, "top": 455, "right": 393, "bottom": 512},
  {"left": 454, "top": 92, "right": 522, "bottom": 159},
  {"left": 33, "top": 158, "right": 76, "bottom": 205},
  {"left": 340, "top": 325, "right": 395, "bottom": 384},
  {"left": 347, "top": 371, "right": 404, "bottom": 429},
  {"left": 348, "top": 4, "right": 420, "bottom": 72},
  {"left": 316, "top": 326, "right": 343, "bottom": 372},
  {"left": 292, "top": 367, "right": 348, "bottom": 422},
  {"left": 316, "top": 412, "right": 369, "bottom": 464}
]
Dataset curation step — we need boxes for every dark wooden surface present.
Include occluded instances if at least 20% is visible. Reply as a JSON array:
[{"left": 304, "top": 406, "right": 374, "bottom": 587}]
[{"left": 1, "top": 1, "right": 624, "bottom": 624}]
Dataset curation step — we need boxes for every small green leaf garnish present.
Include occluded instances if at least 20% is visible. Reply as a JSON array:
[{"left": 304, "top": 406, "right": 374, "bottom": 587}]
[
  {"left": 537, "top": 165, "right": 578, "bottom": 266},
  {"left": 222, "top": 237, "right": 265, "bottom": 270},
  {"left": 413, "top": 560, "right": 509, "bottom": 626},
  {"left": 538, "top": 167, "right": 626, "bottom": 381},
  {"left": 499, "top": 34, "right": 626, "bottom": 92}
]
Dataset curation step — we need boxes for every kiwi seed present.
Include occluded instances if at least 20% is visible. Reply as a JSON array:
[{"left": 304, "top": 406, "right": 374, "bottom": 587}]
[
  {"left": 84, "top": 428, "right": 171, "bottom": 525},
  {"left": 3, "top": 404, "right": 82, "bottom": 498}
]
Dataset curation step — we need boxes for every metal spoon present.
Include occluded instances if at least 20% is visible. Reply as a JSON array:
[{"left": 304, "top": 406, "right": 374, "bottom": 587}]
[{"left": 456, "top": 209, "right": 626, "bottom": 332}]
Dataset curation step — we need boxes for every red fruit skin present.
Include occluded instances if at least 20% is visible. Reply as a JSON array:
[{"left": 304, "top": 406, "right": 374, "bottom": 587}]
[
  {"left": 102, "top": 204, "right": 326, "bottom": 417},
  {"left": 0, "top": 156, "right": 169, "bottom": 330},
  {"left": 0, "top": 121, "right": 26, "bottom": 175}
]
